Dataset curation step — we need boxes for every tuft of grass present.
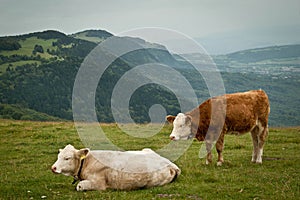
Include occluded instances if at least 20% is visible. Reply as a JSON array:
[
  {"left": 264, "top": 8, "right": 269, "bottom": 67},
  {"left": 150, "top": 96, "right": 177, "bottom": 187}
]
[{"left": 0, "top": 119, "right": 299, "bottom": 199}]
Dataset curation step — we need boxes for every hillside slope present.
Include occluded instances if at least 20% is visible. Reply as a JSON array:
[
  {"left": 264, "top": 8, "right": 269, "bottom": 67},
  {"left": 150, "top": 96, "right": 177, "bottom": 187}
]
[
  {"left": 226, "top": 44, "right": 300, "bottom": 63},
  {"left": 0, "top": 30, "right": 181, "bottom": 122},
  {"left": 0, "top": 30, "right": 299, "bottom": 126},
  {"left": 70, "top": 29, "right": 113, "bottom": 43}
]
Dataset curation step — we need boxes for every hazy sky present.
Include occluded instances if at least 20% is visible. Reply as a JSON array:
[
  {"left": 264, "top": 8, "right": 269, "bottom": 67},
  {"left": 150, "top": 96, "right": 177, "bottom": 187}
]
[{"left": 1, "top": 0, "right": 299, "bottom": 53}]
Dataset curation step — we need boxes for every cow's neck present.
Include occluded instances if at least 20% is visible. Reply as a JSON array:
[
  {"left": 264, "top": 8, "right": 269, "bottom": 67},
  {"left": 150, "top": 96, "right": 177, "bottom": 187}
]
[
  {"left": 72, "top": 158, "right": 85, "bottom": 184},
  {"left": 193, "top": 124, "right": 206, "bottom": 141}
]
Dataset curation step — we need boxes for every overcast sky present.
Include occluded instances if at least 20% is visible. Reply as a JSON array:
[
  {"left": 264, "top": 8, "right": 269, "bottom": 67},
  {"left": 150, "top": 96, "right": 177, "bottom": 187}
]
[{"left": 1, "top": 0, "right": 299, "bottom": 53}]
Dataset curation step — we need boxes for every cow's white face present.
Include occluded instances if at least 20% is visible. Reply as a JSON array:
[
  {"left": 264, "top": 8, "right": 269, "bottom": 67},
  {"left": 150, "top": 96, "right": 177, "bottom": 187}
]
[
  {"left": 51, "top": 144, "right": 89, "bottom": 176},
  {"left": 166, "top": 113, "right": 192, "bottom": 140}
]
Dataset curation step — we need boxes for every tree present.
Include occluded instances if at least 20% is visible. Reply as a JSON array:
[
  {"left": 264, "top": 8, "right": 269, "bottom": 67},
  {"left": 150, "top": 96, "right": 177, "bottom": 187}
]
[{"left": 33, "top": 44, "right": 44, "bottom": 55}]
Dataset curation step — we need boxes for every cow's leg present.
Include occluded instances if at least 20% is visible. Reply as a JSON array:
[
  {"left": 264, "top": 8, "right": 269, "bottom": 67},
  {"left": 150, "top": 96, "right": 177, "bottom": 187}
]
[
  {"left": 216, "top": 133, "right": 225, "bottom": 166},
  {"left": 205, "top": 142, "right": 213, "bottom": 165},
  {"left": 256, "top": 125, "right": 268, "bottom": 164},
  {"left": 206, "top": 128, "right": 224, "bottom": 165},
  {"left": 76, "top": 180, "right": 93, "bottom": 191},
  {"left": 250, "top": 126, "right": 259, "bottom": 163},
  {"left": 76, "top": 180, "right": 106, "bottom": 191}
]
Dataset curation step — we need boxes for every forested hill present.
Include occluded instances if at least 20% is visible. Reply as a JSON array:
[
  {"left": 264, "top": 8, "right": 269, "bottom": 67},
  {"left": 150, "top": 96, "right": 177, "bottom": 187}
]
[
  {"left": 0, "top": 30, "right": 101, "bottom": 120},
  {"left": 0, "top": 30, "right": 181, "bottom": 122},
  {"left": 0, "top": 29, "right": 299, "bottom": 126}
]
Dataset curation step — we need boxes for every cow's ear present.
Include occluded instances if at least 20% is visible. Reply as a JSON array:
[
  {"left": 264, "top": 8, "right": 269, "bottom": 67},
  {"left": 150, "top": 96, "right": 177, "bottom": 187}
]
[
  {"left": 166, "top": 115, "right": 176, "bottom": 124},
  {"left": 185, "top": 115, "right": 192, "bottom": 125},
  {"left": 77, "top": 148, "right": 90, "bottom": 160}
]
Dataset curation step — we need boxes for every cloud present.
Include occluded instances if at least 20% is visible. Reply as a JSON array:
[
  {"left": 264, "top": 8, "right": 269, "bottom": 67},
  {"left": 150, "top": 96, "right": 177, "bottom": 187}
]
[{"left": 0, "top": 0, "right": 299, "bottom": 41}]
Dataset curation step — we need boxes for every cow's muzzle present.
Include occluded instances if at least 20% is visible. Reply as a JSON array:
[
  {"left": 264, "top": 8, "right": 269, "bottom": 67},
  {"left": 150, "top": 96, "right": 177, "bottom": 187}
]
[
  {"left": 51, "top": 166, "right": 58, "bottom": 174},
  {"left": 170, "top": 136, "right": 176, "bottom": 140}
]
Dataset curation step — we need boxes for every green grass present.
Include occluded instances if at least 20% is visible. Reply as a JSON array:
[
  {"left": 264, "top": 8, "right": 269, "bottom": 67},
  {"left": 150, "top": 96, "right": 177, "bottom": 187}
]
[
  {"left": 0, "top": 36, "right": 60, "bottom": 72},
  {"left": 0, "top": 120, "right": 299, "bottom": 199},
  {"left": 1, "top": 37, "right": 57, "bottom": 59},
  {"left": 72, "top": 32, "right": 104, "bottom": 43}
]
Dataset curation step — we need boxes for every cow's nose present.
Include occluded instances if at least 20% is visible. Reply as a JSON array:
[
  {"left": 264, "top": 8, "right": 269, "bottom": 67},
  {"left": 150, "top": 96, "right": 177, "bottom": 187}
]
[
  {"left": 170, "top": 136, "right": 175, "bottom": 140},
  {"left": 51, "top": 166, "right": 56, "bottom": 173}
]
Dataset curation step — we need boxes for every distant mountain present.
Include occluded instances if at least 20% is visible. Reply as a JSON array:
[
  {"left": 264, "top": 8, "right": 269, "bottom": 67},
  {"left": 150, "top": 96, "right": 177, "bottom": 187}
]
[
  {"left": 0, "top": 29, "right": 299, "bottom": 126},
  {"left": 195, "top": 25, "right": 300, "bottom": 55},
  {"left": 210, "top": 44, "right": 300, "bottom": 75},
  {"left": 226, "top": 44, "right": 300, "bottom": 63}
]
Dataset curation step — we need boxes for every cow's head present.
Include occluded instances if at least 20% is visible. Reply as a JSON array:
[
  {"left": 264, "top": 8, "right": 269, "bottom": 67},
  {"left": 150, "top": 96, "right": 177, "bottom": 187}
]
[
  {"left": 51, "top": 144, "right": 89, "bottom": 176},
  {"left": 166, "top": 113, "right": 193, "bottom": 141}
]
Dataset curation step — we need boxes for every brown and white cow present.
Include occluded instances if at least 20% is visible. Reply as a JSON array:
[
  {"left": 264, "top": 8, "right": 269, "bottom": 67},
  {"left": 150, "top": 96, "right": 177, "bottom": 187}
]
[
  {"left": 166, "top": 90, "right": 270, "bottom": 166},
  {"left": 51, "top": 144, "right": 180, "bottom": 191}
]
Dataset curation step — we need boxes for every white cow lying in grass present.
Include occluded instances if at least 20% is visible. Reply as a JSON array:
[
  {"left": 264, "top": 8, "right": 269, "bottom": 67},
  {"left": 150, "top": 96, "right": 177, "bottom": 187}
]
[{"left": 51, "top": 144, "right": 180, "bottom": 191}]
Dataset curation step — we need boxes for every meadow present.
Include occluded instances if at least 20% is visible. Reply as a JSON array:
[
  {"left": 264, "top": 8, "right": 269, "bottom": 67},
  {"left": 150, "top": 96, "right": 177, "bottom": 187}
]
[
  {"left": 1, "top": 37, "right": 57, "bottom": 58},
  {"left": 0, "top": 119, "right": 299, "bottom": 199}
]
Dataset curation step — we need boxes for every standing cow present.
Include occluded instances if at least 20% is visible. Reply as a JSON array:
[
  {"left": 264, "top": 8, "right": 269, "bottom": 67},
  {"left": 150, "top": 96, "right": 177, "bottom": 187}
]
[
  {"left": 51, "top": 144, "right": 180, "bottom": 191},
  {"left": 166, "top": 90, "right": 270, "bottom": 166}
]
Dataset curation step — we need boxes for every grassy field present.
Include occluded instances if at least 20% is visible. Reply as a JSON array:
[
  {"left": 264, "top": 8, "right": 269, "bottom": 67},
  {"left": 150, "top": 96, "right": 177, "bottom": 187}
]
[
  {"left": 0, "top": 120, "right": 299, "bottom": 199},
  {"left": 1, "top": 37, "right": 57, "bottom": 59},
  {"left": 72, "top": 32, "right": 105, "bottom": 43}
]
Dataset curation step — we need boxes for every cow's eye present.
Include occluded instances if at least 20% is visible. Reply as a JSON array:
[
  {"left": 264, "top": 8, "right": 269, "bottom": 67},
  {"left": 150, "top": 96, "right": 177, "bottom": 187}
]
[{"left": 64, "top": 157, "right": 71, "bottom": 161}]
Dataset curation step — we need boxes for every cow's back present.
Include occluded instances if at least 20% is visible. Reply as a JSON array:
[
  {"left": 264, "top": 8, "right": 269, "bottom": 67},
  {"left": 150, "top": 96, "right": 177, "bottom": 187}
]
[
  {"left": 81, "top": 149, "right": 180, "bottom": 190},
  {"left": 224, "top": 90, "right": 269, "bottom": 133},
  {"left": 192, "top": 90, "right": 269, "bottom": 140}
]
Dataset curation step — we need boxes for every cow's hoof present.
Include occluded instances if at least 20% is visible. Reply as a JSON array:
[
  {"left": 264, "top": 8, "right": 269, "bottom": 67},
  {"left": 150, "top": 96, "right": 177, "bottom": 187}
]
[
  {"left": 217, "top": 161, "right": 223, "bottom": 166},
  {"left": 205, "top": 159, "right": 212, "bottom": 165},
  {"left": 76, "top": 183, "right": 85, "bottom": 191}
]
